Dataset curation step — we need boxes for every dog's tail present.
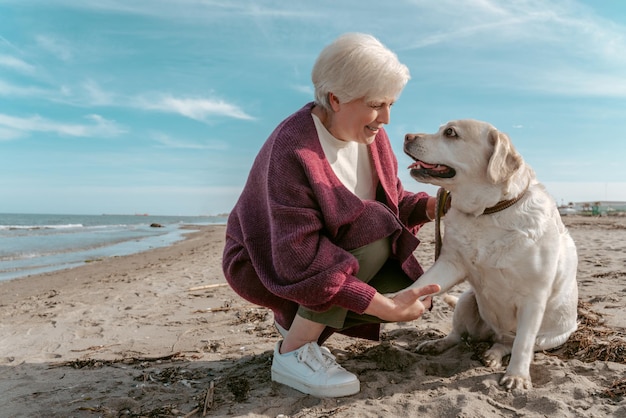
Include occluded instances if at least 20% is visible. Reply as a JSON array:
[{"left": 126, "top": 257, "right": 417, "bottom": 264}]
[{"left": 442, "top": 293, "right": 458, "bottom": 308}]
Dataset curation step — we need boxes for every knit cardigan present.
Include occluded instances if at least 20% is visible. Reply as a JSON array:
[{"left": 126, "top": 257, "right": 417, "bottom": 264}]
[{"left": 222, "top": 102, "right": 431, "bottom": 340}]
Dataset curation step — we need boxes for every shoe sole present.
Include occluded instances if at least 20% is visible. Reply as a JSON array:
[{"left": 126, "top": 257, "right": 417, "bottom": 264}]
[{"left": 271, "top": 368, "right": 360, "bottom": 398}]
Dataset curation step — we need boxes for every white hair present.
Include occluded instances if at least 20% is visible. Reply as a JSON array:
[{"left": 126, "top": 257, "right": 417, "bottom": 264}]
[{"left": 312, "top": 33, "right": 410, "bottom": 111}]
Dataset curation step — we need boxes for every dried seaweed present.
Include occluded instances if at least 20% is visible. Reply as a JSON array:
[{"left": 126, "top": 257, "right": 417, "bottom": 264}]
[
  {"left": 602, "top": 378, "right": 626, "bottom": 400},
  {"left": 231, "top": 307, "right": 269, "bottom": 325},
  {"left": 49, "top": 352, "right": 184, "bottom": 369},
  {"left": 549, "top": 301, "right": 626, "bottom": 364}
]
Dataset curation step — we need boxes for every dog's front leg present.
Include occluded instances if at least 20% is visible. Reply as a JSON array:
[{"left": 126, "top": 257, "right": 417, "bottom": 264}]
[
  {"left": 385, "top": 257, "right": 463, "bottom": 299},
  {"left": 409, "top": 256, "right": 466, "bottom": 296},
  {"left": 499, "top": 300, "right": 546, "bottom": 391}
]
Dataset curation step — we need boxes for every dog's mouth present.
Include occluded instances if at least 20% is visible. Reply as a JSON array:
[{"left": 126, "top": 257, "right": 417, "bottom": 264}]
[{"left": 408, "top": 159, "right": 456, "bottom": 179}]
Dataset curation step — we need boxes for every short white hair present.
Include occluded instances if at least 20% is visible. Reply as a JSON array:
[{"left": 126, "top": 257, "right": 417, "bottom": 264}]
[{"left": 312, "top": 33, "right": 410, "bottom": 111}]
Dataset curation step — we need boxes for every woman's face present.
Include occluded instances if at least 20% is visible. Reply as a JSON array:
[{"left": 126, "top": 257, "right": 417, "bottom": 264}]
[{"left": 329, "top": 95, "right": 395, "bottom": 144}]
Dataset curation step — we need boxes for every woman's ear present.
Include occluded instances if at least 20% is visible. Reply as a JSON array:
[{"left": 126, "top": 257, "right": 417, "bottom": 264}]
[{"left": 328, "top": 92, "right": 341, "bottom": 112}]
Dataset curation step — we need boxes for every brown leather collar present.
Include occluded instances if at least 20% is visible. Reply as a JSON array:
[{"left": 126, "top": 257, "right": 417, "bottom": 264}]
[{"left": 482, "top": 183, "right": 530, "bottom": 215}]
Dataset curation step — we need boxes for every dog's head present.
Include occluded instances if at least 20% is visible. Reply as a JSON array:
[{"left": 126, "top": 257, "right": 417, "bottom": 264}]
[{"left": 404, "top": 119, "right": 523, "bottom": 191}]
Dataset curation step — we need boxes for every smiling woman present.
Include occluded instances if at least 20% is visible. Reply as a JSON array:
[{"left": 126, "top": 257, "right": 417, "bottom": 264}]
[{"left": 222, "top": 32, "right": 441, "bottom": 398}]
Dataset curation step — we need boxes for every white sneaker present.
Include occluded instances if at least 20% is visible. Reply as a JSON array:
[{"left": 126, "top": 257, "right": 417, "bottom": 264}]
[{"left": 271, "top": 341, "right": 360, "bottom": 397}]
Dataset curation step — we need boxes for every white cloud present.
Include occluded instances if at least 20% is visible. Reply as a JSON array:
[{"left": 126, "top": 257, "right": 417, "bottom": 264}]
[
  {"left": 292, "top": 84, "right": 314, "bottom": 96},
  {"left": 151, "top": 132, "right": 227, "bottom": 150},
  {"left": 36, "top": 35, "right": 73, "bottom": 61},
  {"left": 0, "top": 126, "right": 24, "bottom": 141},
  {"left": 529, "top": 70, "right": 626, "bottom": 97},
  {"left": 1, "top": 75, "right": 255, "bottom": 124},
  {"left": 397, "top": 0, "right": 626, "bottom": 97},
  {"left": 46, "top": 0, "right": 321, "bottom": 21},
  {"left": 134, "top": 95, "right": 254, "bottom": 122},
  {"left": 83, "top": 114, "right": 128, "bottom": 137},
  {"left": 0, "top": 79, "right": 50, "bottom": 97},
  {"left": 81, "top": 79, "right": 116, "bottom": 106},
  {"left": 1, "top": 71, "right": 251, "bottom": 123},
  {"left": 0, "top": 54, "right": 36, "bottom": 74},
  {"left": 0, "top": 113, "right": 126, "bottom": 138}
]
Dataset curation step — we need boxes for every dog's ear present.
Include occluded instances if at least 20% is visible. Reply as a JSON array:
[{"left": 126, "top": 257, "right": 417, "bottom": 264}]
[{"left": 487, "top": 129, "right": 522, "bottom": 184}]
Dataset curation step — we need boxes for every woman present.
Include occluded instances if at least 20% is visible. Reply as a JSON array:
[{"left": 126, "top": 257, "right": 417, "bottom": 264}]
[{"left": 222, "top": 33, "right": 440, "bottom": 397}]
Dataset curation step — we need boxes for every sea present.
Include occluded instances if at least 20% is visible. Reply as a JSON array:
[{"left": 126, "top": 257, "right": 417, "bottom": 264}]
[{"left": 0, "top": 213, "right": 227, "bottom": 282}]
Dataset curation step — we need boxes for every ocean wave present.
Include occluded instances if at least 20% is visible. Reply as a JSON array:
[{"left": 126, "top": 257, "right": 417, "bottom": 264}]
[{"left": 0, "top": 224, "right": 84, "bottom": 231}]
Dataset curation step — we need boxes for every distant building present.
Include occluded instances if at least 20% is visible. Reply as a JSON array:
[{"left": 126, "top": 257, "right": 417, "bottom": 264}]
[{"left": 558, "top": 201, "right": 626, "bottom": 216}]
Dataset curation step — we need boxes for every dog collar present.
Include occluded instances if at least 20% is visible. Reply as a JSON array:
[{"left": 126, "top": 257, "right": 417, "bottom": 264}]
[{"left": 482, "top": 182, "right": 530, "bottom": 215}]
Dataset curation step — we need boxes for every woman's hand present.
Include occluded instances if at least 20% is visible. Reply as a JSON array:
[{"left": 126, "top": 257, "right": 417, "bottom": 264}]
[{"left": 364, "top": 284, "right": 441, "bottom": 322}]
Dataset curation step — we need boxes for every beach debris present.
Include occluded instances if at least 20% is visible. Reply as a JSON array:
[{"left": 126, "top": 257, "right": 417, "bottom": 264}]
[
  {"left": 548, "top": 301, "right": 626, "bottom": 364},
  {"left": 49, "top": 352, "right": 184, "bottom": 369},
  {"left": 192, "top": 301, "right": 260, "bottom": 314},
  {"left": 602, "top": 378, "right": 626, "bottom": 400},
  {"left": 194, "top": 306, "right": 233, "bottom": 313},
  {"left": 203, "top": 380, "right": 215, "bottom": 415},
  {"left": 182, "top": 408, "right": 200, "bottom": 418},
  {"left": 70, "top": 344, "right": 119, "bottom": 353},
  {"left": 188, "top": 283, "right": 229, "bottom": 292},
  {"left": 231, "top": 307, "right": 268, "bottom": 326},
  {"left": 135, "top": 365, "right": 205, "bottom": 386}
]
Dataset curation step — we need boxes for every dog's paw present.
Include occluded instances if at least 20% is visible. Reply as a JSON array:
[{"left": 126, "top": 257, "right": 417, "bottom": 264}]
[
  {"left": 416, "top": 338, "right": 453, "bottom": 354},
  {"left": 499, "top": 373, "right": 532, "bottom": 391},
  {"left": 416, "top": 340, "right": 440, "bottom": 354},
  {"left": 483, "top": 343, "right": 509, "bottom": 368},
  {"left": 442, "top": 293, "right": 458, "bottom": 308},
  {"left": 483, "top": 351, "right": 503, "bottom": 368}
]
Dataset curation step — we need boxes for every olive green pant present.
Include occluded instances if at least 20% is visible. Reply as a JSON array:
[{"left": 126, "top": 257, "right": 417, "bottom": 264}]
[{"left": 297, "top": 237, "right": 413, "bottom": 330}]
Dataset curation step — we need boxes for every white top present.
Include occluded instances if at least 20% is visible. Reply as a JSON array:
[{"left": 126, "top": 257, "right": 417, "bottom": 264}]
[{"left": 312, "top": 114, "right": 377, "bottom": 200}]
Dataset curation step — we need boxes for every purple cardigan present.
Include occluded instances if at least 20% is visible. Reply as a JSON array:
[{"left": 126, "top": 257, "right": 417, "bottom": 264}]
[{"left": 222, "top": 103, "right": 431, "bottom": 340}]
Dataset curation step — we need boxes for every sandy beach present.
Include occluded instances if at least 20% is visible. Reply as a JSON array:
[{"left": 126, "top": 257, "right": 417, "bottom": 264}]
[{"left": 1, "top": 217, "right": 625, "bottom": 417}]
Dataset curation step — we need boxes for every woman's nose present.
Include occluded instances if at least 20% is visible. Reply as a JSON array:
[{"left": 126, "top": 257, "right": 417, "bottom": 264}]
[{"left": 378, "top": 105, "right": 391, "bottom": 124}]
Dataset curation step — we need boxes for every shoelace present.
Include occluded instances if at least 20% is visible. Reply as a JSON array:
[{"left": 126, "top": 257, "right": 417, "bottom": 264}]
[{"left": 298, "top": 343, "right": 340, "bottom": 372}]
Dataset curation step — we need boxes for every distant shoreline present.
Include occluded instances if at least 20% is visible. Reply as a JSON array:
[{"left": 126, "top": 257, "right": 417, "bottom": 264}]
[{"left": 0, "top": 213, "right": 226, "bottom": 283}]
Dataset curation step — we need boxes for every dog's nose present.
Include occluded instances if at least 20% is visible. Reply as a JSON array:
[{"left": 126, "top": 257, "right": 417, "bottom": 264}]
[{"left": 405, "top": 133, "right": 417, "bottom": 143}]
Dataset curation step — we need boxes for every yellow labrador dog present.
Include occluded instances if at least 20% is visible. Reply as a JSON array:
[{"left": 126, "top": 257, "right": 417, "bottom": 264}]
[{"left": 402, "top": 119, "right": 578, "bottom": 391}]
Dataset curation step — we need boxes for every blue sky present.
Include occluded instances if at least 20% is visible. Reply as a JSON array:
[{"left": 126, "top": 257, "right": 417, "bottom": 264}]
[{"left": 1, "top": 0, "right": 625, "bottom": 216}]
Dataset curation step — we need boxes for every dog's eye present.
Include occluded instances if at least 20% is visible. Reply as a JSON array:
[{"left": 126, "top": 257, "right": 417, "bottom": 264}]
[{"left": 444, "top": 127, "right": 457, "bottom": 138}]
